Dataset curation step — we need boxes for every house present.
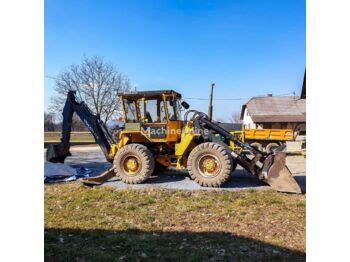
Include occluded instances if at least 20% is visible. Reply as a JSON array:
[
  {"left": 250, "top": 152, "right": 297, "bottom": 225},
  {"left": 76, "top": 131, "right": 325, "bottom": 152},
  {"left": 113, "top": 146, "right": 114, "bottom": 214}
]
[{"left": 240, "top": 95, "right": 306, "bottom": 133}]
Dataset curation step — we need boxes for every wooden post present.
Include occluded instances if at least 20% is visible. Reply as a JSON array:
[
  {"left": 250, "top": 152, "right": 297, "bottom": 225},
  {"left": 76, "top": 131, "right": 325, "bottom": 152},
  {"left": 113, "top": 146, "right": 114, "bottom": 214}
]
[{"left": 208, "top": 83, "right": 215, "bottom": 121}]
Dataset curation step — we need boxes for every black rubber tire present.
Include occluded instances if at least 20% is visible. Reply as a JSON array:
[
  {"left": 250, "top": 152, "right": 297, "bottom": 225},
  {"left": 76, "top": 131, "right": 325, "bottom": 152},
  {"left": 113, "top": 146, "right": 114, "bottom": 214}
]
[
  {"left": 266, "top": 142, "right": 279, "bottom": 154},
  {"left": 113, "top": 143, "right": 154, "bottom": 184},
  {"left": 187, "top": 142, "right": 233, "bottom": 187}
]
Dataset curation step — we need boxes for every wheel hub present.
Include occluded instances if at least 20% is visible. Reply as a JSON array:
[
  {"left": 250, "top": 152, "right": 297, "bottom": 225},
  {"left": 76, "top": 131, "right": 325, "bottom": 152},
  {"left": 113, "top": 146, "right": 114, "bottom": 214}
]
[
  {"left": 198, "top": 155, "right": 220, "bottom": 177},
  {"left": 203, "top": 158, "right": 218, "bottom": 173},
  {"left": 123, "top": 156, "right": 141, "bottom": 175}
]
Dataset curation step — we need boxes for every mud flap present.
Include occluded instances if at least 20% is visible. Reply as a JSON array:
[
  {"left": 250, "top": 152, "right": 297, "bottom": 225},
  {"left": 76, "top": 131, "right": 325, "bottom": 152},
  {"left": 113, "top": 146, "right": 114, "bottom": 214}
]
[
  {"left": 79, "top": 167, "right": 116, "bottom": 186},
  {"left": 262, "top": 152, "right": 302, "bottom": 194}
]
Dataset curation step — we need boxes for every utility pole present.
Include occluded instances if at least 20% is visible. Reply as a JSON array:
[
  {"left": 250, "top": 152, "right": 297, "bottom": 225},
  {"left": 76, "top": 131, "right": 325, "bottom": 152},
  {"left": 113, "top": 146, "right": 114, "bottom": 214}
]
[{"left": 208, "top": 82, "right": 215, "bottom": 121}]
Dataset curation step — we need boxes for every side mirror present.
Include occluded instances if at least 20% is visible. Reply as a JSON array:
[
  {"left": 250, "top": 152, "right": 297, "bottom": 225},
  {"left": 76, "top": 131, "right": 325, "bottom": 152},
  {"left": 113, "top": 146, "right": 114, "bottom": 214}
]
[{"left": 181, "top": 101, "right": 190, "bottom": 109}]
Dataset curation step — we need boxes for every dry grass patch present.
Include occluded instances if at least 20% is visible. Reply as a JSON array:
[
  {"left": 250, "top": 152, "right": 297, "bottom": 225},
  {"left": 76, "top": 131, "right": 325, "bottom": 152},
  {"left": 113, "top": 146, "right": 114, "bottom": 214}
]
[{"left": 45, "top": 183, "right": 305, "bottom": 261}]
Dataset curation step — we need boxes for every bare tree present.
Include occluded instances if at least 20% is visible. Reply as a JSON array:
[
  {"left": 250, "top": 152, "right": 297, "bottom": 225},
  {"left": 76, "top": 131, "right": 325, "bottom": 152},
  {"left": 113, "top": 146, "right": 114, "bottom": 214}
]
[
  {"left": 71, "top": 113, "right": 89, "bottom": 131},
  {"left": 230, "top": 112, "right": 242, "bottom": 123},
  {"left": 44, "top": 112, "right": 56, "bottom": 131},
  {"left": 50, "top": 56, "right": 131, "bottom": 123}
]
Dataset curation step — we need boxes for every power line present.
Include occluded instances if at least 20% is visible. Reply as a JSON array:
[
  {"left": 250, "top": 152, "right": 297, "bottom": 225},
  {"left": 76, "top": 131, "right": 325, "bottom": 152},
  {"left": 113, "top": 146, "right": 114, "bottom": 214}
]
[
  {"left": 45, "top": 75, "right": 57, "bottom": 80},
  {"left": 185, "top": 97, "right": 247, "bottom": 101},
  {"left": 185, "top": 91, "right": 297, "bottom": 101}
]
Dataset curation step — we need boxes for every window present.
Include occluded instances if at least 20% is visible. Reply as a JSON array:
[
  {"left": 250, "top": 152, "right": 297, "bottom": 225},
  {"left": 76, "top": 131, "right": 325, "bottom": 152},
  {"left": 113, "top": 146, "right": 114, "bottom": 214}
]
[
  {"left": 134, "top": 96, "right": 180, "bottom": 123},
  {"left": 160, "top": 100, "right": 167, "bottom": 122},
  {"left": 176, "top": 100, "right": 182, "bottom": 120},
  {"left": 165, "top": 96, "right": 177, "bottom": 121},
  {"left": 144, "top": 99, "right": 159, "bottom": 123},
  {"left": 124, "top": 99, "right": 137, "bottom": 122}
]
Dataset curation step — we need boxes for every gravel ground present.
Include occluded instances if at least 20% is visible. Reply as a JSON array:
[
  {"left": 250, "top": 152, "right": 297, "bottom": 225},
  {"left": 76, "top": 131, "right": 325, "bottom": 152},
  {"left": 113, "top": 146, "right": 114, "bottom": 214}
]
[{"left": 45, "top": 145, "right": 306, "bottom": 192}]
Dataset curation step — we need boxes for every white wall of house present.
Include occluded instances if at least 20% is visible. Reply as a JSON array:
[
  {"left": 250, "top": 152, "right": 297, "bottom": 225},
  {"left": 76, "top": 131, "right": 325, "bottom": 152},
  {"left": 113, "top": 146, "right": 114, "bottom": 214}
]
[{"left": 242, "top": 108, "right": 256, "bottom": 129}]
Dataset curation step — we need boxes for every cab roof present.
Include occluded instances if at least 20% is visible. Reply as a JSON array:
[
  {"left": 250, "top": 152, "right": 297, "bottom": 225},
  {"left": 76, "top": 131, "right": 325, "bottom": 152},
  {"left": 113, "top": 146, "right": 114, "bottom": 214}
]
[{"left": 118, "top": 90, "right": 182, "bottom": 100}]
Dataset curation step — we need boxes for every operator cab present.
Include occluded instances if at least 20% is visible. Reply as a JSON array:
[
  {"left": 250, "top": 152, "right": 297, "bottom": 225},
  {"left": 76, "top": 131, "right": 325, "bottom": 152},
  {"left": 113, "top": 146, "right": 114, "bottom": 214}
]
[
  {"left": 118, "top": 90, "right": 187, "bottom": 141},
  {"left": 118, "top": 90, "right": 184, "bottom": 123}
]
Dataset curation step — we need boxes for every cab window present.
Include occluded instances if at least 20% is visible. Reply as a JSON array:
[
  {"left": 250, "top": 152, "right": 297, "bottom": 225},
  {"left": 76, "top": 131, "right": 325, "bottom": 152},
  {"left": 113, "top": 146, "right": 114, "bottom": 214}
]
[
  {"left": 165, "top": 96, "right": 177, "bottom": 121},
  {"left": 138, "top": 99, "right": 168, "bottom": 123},
  {"left": 145, "top": 99, "right": 158, "bottom": 123},
  {"left": 124, "top": 99, "right": 137, "bottom": 122}
]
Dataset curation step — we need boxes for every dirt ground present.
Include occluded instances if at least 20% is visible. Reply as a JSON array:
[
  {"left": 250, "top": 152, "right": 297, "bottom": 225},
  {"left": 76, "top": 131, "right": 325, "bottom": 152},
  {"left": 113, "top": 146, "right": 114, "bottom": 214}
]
[{"left": 44, "top": 145, "right": 306, "bottom": 192}]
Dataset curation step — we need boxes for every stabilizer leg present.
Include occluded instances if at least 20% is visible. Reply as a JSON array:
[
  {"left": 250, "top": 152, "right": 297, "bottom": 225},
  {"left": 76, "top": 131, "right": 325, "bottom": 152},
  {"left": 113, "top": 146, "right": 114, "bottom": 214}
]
[{"left": 79, "top": 168, "right": 116, "bottom": 186}]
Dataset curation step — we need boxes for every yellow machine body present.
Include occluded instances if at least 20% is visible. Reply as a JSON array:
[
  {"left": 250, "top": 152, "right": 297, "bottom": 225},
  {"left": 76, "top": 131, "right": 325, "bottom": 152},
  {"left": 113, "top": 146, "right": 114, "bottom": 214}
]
[
  {"left": 76, "top": 89, "right": 302, "bottom": 194},
  {"left": 105, "top": 90, "right": 200, "bottom": 169},
  {"left": 107, "top": 90, "right": 295, "bottom": 170}
]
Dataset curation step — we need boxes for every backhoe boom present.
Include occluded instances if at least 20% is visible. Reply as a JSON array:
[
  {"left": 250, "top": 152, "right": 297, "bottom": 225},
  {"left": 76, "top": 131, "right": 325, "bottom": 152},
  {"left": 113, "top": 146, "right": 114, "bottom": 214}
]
[{"left": 46, "top": 91, "right": 114, "bottom": 163}]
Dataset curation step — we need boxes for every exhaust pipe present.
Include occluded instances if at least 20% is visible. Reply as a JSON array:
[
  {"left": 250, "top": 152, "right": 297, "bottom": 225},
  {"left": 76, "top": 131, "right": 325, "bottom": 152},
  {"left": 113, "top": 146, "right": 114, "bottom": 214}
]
[{"left": 208, "top": 83, "right": 215, "bottom": 121}]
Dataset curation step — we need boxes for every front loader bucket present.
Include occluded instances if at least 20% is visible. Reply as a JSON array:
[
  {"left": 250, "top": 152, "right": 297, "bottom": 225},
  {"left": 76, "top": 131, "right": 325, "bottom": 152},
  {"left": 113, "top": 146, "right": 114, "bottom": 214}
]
[
  {"left": 262, "top": 152, "right": 302, "bottom": 194},
  {"left": 46, "top": 144, "right": 71, "bottom": 163}
]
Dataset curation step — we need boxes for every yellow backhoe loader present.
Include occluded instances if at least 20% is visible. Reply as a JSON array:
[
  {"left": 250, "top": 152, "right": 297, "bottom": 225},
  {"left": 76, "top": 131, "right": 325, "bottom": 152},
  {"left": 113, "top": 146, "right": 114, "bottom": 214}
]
[{"left": 46, "top": 90, "right": 302, "bottom": 193}]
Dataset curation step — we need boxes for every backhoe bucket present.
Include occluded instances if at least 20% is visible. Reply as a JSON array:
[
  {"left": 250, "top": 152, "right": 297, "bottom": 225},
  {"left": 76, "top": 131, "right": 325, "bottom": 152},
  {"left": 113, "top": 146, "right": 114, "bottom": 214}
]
[
  {"left": 261, "top": 152, "right": 302, "bottom": 194},
  {"left": 46, "top": 144, "right": 71, "bottom": 163}
]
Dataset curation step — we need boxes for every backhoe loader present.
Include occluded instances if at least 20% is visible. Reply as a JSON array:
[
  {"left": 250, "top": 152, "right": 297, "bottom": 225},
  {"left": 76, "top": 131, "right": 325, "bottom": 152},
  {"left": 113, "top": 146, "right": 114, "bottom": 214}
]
[{"left": 46, "top": 90, "right": 302, "bottom": 193}]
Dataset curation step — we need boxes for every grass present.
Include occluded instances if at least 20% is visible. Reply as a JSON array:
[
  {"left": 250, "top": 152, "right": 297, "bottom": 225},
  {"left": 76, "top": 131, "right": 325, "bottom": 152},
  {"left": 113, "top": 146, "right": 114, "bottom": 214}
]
[
  {"left": 44, "top": 132, "right": 95, "bottom": 143},
  {"left": 45, "top": 183, "right": 306, "bottom": 261}
]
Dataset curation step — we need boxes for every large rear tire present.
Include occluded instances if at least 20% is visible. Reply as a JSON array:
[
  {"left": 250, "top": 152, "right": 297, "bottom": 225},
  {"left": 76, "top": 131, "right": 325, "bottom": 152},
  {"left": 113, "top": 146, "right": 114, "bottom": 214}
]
[
  {"left": 187, "top": 142, "right": 233, "bottom": 187},
  {"left": 113, "top": 144, "right": 154, "bottom": 184}
]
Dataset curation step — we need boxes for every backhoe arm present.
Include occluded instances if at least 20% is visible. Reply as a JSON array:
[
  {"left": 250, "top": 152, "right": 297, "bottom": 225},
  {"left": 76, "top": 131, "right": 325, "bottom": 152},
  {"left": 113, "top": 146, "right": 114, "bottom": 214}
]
[{"left": 46, "top": 91, "right": 115, "bottom": 163}]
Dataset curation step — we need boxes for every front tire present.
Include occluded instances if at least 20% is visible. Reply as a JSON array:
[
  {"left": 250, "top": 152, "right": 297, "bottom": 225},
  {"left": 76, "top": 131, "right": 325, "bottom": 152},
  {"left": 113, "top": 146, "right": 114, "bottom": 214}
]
[
  {"left": 187, "top": 142, "right": 233, "bottom": 187},
  {"left": 113, "top": 144, "right": 154, "bottom": 184}
]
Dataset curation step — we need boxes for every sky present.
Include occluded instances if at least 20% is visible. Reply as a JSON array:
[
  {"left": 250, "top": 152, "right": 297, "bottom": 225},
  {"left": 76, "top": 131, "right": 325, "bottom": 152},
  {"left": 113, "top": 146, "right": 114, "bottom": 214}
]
[{"left": 45, "top": 0, "right": 305, "bottom": 121}]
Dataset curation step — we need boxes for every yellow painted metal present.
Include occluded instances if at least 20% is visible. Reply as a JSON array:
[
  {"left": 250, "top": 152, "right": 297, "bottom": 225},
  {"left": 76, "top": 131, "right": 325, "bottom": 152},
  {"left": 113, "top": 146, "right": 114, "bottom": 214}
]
[
  {"left": 229, "top": 128, "right": 293, "bottom": 151},
  {"left": 176, "top": 153, "right": 189, "bottom": 169},
  {"left": 107, "top": 134, "right": 130, "bottom": 160},
  {"left": 113, "top": 91, "right": 200, "bottom": 170},
  {"left": 202, "top": 157, "right": 218, "bottom": 173},
  {"left": 175, "top": 124, "right": 198, "bottom": 156},
  {"left": 123, "top": 156, "right": 141, "bottom": 174},
  {"left": 228, "top": 130, "right": 243, "bottom": 150},
  {"left": 166, "top": 120, "right": 183, "bottom": 142},
  {"left": 117, "top": 134, "right": 130, "bottom": 148},
  {"left": 108, "top": 144, "right": 118, "bottom": 160},
  {"left": 244, "top": 129, "right": 293, "bottom": 141}
]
